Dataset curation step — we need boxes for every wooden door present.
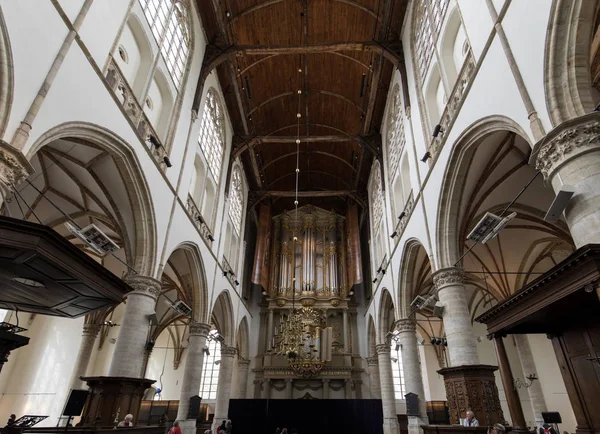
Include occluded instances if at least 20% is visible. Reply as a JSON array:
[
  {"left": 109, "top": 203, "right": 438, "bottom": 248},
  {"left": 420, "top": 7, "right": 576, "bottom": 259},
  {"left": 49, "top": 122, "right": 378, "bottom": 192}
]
[{"left": 553, "top": 318, "right": 600, "bottom": 434}]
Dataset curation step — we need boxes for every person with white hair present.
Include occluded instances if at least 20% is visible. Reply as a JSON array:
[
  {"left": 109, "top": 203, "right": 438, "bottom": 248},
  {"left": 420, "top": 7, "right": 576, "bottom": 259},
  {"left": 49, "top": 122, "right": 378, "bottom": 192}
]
[
  {"left": 117, "top": 414, "right": 134, "bottom": 428},
  {"left": 462, "top": 410, "right": 479, "bottom": 427}
]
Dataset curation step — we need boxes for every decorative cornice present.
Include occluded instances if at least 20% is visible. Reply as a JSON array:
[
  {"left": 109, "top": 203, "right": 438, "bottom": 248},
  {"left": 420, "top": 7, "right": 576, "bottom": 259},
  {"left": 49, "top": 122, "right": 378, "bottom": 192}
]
[
  {"left": 0, "top": 141, "right": 33, "bottom": 191},
  {"left": 366, "top": 356, "right": 379, "bottom": 366},
  {"left": 395, "top": 318, "right": 416, "bottom": 334},
  {"left": 124, "top": 275, "right": 162, "bottom": 299},
  {"left": 375, "top": 343, "right": 390, "bottom": 355},
  {"left": 433, "top": 267, "right": 465, "bottom": 290},
  {"left": 188, "top": 322, "right": 211, "bottom": 337},
  {"left": 220, "top": 345, "right": 238, "bottom": 357},
  {"left": 532, "top": 113, "right": 600, "bottom": 180}
]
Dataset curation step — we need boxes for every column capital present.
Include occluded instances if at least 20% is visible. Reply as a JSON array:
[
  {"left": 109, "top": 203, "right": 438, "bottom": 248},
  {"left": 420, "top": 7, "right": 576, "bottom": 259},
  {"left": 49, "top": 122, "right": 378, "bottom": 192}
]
[
  {"left": 82, "top": 323, "right": 101, "bottom": 337},
  {"left": 376, "top": 343, "right": 391, "bottom": 355},
  {"left": 237, "top": 358, "right": 251, "bottom": 367},
  {"left": 366, "top": 356, "right": 379, "bottom": 366},
  {"left": 0, "top": 140, "right": 33, "bottom": 193},
  {"left": 433, "top": 267, "right": 465, "bottom": 290},
  {"left": 124, "top": 275, "right": 162, "bottom": 299},
  {"left": 533, "top": 112, "right": 600, "bottom": 180},
  {"left": 188, "top": 322, "right": 211, "bottom": 337},
  {"left": 394, "top": 318, "right": 416, "bottom": 334},
  {"left": 220, "top": 345, "right": 238, "bottom": 357}
]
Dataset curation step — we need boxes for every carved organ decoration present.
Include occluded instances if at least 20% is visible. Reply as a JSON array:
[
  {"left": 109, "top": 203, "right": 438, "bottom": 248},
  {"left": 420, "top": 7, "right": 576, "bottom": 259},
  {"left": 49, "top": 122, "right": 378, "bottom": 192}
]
[{"left": 270, "top": 206, "right": 347, "bottom": 299}]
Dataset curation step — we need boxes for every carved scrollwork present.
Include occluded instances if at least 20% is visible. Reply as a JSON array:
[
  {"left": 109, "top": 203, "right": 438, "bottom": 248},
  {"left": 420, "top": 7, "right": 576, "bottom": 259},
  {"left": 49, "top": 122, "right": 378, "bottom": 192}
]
[
  {"left": 535, "top": 117, "right": 600, "bottom": 179},
  {"left": 433, "top": 267, "right": 465, "bottom": 290},
  {"left": 0, "top": 144, "right": 31, "bottom": 191}
]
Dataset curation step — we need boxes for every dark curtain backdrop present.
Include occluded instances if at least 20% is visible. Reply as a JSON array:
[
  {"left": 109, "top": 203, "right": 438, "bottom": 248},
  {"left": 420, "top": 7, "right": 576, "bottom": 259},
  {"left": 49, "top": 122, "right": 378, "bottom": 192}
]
[{"left": 228, "top": 399, "right": 383, "bottom": 434}]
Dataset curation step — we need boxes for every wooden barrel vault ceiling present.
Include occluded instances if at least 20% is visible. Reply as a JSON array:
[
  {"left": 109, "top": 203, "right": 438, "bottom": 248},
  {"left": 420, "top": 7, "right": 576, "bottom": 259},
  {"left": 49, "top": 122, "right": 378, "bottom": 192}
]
[{"left": 195, "top": 0, "right": 408, "bottom": 214}]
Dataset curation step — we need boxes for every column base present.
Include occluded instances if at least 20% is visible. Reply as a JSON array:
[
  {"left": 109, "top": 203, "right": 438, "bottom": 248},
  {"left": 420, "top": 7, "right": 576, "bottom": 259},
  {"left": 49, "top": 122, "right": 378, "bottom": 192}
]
[
  {"left": 407, "top": 416, "right": 427, "bottom": 434},
  {"left": 178, "top": 419, "right": 197, "bottom": 434},
  {"left": 382, "top": 417, "right": 400, "bottom": 434},
  {"left": 438, "top": 365, "right": 505, "bottom": 426},
  {"left": 79, "top": 376, "right": 156, "bottom": 427}
]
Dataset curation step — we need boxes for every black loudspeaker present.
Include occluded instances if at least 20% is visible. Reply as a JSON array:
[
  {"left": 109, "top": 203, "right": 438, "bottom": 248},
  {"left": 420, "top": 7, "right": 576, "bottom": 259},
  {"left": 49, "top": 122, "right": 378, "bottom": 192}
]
[
  {"left": 405, "top": 392, "right": 420, "bottom": 417},
  {"left": 187, "top": 395, "right": 202, "bottom": 419},
  {"left": 542, "top": 412, "right": 562, "bottom": 424},
  {"left": 63, "top": 389, "right": 89, "bottom": 416}
]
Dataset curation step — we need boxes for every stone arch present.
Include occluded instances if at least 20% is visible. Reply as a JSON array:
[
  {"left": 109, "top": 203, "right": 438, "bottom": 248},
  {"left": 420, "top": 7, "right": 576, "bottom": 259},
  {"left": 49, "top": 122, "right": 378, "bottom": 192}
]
[
  {"left": 0, "top": 3, "right": 13, "bottom": 137},
  {"left": 211, "top": 290, "right": 235, "bottom": 346},
  {"left": 377, "top": 288, "right": 396, "bottom": 344},
  {"left": 397, "top": 238, "right": 431, "bottom": 318},
  {"left": 26, "top": 121, "right": 158, "bottom": 276},
  {"left": 435, "top": 115, "right": 531, "bottom": 268},
  {"left": 367, "top": 314, "right": 377, "bottom": 356},
  {"left": 544, "top": 0, "right": 599, "bottom": 126},
  {"left": 236, "top": 315, "right": 250, "bottom": 359},
  {"left": 165, "top": 241, "right": 209, "bottom": 323}
]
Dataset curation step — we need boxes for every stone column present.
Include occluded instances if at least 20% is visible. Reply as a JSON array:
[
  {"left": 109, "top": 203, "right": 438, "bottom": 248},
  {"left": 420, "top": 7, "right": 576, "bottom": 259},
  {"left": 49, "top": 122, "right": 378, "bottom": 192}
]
[
  {"left": 323, "top": 379, "right": 330, "bottom": 399},
  {"left": 69, "top": 323, "right": 101, "bottom": 390},
  {"left": 0, "top": 141, "right": 33, "bottom": 206},
  {"left": 109, "top": 275, "right": 161, "bottom": 378},
  {"left": 367, "top": 356, "right": 381, "bottom": 398},
  {"left": 433, "top": 267, "right": 479, "bottom": 366},
  {"left": 286, "top": 379, "right": 293, "bottom": 399},
  {"left": 212, "top": 345, "right": 237, "bottom": 431},
  {"left": 534, "top": 113, "right": 600, "bottom": 247},
  {"left": 176, "top": 322, "right": 210, "bottom": 434},
  {"left": 344, "top": 379, "right": 354, "bottom": 399},
  {"left": 514, "top": 335, "right": 547, "bottom": 427},
  {"left": 235, "top": 358, "right": 251, "bottom": 399},
  {"left": 493, "top": 335, "right": 527, "bottom": 433},
  {"left": 377, "top": 343, "right": 400, "bottom": 434},
  {"left": 262, "top": 379, "right": 271, "bottom": 399},
  {"left": 396, "top": 319, "right": 428, "bottom": 433},
  {"left": 267, "top": 309, "right": 274, "bottom": 351},
  {"left": 343, "top": 309, "right": 350, "bottom": 353}
]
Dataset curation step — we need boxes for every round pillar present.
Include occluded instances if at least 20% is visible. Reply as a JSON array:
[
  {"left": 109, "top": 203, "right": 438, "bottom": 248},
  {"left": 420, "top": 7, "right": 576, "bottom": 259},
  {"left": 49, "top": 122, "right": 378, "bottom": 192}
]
[
  {"left": 396, "top": 318, "right": 428, "bottom": 431},
  {"left": 212, "top": 345, "right": 237, "bottom": 431},
  {"left": 433, "top": 267, "right": 479, "bottom": 366},
  {"left": 109, "top": 275, "right": 161, "bottom": 378},
  {"left": 235, "top": 358, "right": 251, "bottom": 399},
  {"left": 176, "top": 322, "right": 210, "bottom": 433},
  {"left": 366, "top": 356, "right": 381, "bottom": 398},
  {"left": 514, "top": 335, "right": 547, "bottom": 428},
  {"left": 534, "top": 113, "right": 600, "bottom": 247},
  {"left": 69, "top": 323, "right": 101, "bottom": 390},
  {"left": 377, "top": 343, "right": 400, "bottom": 434}
]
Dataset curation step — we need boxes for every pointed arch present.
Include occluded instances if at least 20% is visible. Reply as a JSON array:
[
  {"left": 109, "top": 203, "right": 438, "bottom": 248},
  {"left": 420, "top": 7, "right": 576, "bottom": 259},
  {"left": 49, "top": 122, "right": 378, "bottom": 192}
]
[
  {"left": 367, "top": 314, "right": 377, "bottom": 356},
  {"left": 397, "top": 238, "right": 432, "bottom": 318},
  {"left": 211, "top": 290, "right": 235, "bottom": 346},
  {"left": 26, "top": 122, "right": 158, "bottom": 276},
  {"left": 377, "top": 288, "right": 396, "bottom": 344},
  {"left": 236, "top": 315, "right": 250, "bottom": 359},
  {"left": 0, "top": 4, "right": 13, "bottom": 137}
]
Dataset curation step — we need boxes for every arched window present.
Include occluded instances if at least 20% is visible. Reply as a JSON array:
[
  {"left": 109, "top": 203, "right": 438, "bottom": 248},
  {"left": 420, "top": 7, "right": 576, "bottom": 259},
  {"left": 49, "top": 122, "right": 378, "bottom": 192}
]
[
  {"left": 413, "top": 0, "right": 450, "bottom": 81},
  {"left": 199, "top": 329, "right": 221, "bottom": 400},
  {"left": 198, "top": 90, "right": 226, "bottom": 182},
  {"left": 387, "top": 86, "right": 406, "bottom": 182},
  {"left": 391, "top": 331, "right": 406, "bottom": 400},
  {"left": 139, "top": 0, "right": 190, "bottom": 88},
  {"left": 228, "top": 167, "right": 243, "bottom": 236},
  {"left": 371, "top": 163, "right": 384, "bottom": 236}
]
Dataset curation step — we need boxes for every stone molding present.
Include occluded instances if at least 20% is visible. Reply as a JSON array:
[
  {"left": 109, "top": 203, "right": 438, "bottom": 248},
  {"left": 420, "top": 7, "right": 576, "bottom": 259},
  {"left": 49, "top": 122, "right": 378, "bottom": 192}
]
[
  {"left": 82, "top": 323, "right": 101, "bottom": 337},
  {"left": 0, "top": 141, "right": 33, "bottom": 191},
  {"left": 395, "top": 318, "right": 416, "bottom": 334},
  {"left": 188, "top": 322, "right": 211, "bottom": 337},
  {"left": 366, "top": 356, "right": 379, "bottom": 366},
  {"left": 433, "top": 267, "right": 465, "bottom": 290},
  {"left": 533, "top": 113, "right": 600, "bottom": 180},
  {"left": 124, "top": 275, "right": 162, "bottom": 299},
  {"left": 220, "top": 345, "right": 238, "bottom": 357},
  {"left": 376, "top": 343, "right": 391, "bottom": 355},
  {"left": 237, "top": 358, "right": 251, "bottom": 367}
]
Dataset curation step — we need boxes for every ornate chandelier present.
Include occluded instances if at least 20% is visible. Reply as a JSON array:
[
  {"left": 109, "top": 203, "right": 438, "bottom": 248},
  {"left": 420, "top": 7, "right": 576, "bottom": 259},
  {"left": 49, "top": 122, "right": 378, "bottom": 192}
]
[{"left": 273, "top": 306, "right": 332, "bottom": 377}]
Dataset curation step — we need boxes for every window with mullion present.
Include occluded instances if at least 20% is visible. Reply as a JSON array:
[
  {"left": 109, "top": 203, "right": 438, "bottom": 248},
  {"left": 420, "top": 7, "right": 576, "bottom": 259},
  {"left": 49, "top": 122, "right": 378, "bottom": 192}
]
[
  {"left": 229, "top": 167, "right": 243, "bottom": 237},
  {"left": 198, "top": 90, "right": 225, "bottom": 183},
  {"left": 199, "top": 329, "right": 221, "bottom": 400}
]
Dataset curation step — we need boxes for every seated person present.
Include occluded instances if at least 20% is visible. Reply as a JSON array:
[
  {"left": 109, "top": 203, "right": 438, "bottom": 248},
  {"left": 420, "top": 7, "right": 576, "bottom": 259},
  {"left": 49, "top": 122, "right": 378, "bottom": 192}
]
[
  {"left": 462, "top": 410, "right": 479, "bottom": 427},
  {"left": 117, "top": 414, "right": 134, "bottom": 428}
]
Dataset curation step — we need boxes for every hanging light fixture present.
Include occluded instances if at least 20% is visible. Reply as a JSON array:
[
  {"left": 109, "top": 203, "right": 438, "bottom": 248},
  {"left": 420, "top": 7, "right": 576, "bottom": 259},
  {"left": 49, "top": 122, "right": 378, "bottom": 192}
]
[{"left": 270, "top": 78, "right": 332, "bottom": 378}]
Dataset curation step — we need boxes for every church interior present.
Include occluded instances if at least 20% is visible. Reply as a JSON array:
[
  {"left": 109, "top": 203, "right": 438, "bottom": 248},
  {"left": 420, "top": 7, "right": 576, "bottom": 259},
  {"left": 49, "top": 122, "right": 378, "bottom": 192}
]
[{"left": 0, "top": 1, "right": 599, "bottom": 434}]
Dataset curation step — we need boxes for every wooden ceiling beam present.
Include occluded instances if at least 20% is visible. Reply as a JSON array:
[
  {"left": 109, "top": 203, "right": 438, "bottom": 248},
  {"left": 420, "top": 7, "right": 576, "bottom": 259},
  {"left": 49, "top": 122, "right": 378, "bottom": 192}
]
[
  {"left": 194, "top": 41, "right": 402, "bottom": 111},
  {"left": 232, "top": 134, "right": 380, "bottom": 158},
  {"left": 251, "top": 190, "right": 366, "bottom": 208}
]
